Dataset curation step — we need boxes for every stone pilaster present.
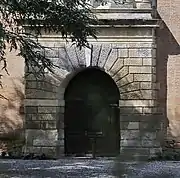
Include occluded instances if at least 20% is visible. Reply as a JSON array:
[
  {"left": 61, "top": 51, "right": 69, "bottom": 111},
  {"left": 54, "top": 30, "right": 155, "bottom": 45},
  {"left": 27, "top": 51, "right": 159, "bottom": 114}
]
[{"left": 24, "top": 76, "right": 65, "bottom": 157}]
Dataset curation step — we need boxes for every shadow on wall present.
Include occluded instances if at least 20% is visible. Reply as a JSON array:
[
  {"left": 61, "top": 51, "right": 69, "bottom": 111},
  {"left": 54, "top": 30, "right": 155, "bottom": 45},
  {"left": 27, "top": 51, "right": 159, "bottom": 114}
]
[
  {"left": 113, "top": 85, "right": 165, "bottom": 177},
  {"left": 0, "top": 78, "right": 25, "bottom": 152},
  {"left": 156, "top": 13, "right": 180, "bottom": 141}
]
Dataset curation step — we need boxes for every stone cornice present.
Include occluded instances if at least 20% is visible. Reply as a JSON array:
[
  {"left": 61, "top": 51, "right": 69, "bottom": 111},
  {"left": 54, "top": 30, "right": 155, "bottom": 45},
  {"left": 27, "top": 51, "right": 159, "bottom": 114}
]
[{"left": 92, "top": 8, "right": 153, "bottom": 13}]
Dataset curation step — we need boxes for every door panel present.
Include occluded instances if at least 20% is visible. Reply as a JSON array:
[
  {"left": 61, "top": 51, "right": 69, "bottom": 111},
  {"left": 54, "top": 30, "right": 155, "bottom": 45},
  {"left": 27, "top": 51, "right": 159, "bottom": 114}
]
[
  {"left": 92, "top": 105, "right": 120, "bottom": 156},
  {"left": 65, "top": 100, "right": 89, "bottom": 155}
]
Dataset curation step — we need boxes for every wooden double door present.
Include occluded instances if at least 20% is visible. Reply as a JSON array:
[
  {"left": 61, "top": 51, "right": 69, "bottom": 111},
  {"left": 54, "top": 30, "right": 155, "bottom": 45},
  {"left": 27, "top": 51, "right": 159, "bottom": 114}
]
[{"left": 64, "top": 68, "right": 120, "bottom": 156}]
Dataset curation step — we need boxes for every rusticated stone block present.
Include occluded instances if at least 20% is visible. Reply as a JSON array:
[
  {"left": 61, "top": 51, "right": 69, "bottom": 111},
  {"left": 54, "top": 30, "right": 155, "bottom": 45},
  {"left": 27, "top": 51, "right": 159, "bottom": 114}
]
[
  {"left": 141, "top": 139, "right": 160, "bottom": 147},
  {"left": 121, "top": 130, "right": 140, "bottom": 140},
  {"left": 57, "top": 114, "right": 64, "bottom": 129},
  {"left": 41, "top": 147, "right": 56, "bottom": 157},
  {"left": 120, "top": 91, "right": 141, "bottom": 100},
  {"left": 120, "top": 82, "right": 140, "bottom": 93},
  {"left": 119, "top": 99, "right": 156, "bottom": 107},
  {"left": 113, "top": 66, "right": 129, "bottom": 82},
  {"left": 134, "top": 74, "right": 155, "bottom": 82},
  {"left": 136, "top": 2, "right": 151, "bottom": 9},
  {"left": 121, "top": 90, "right": 157, "bottom": 100},
  {"left": 120, "top": 115, "right": 164, "bottom": 122},
  {"left": 118, "top": 49, "right": 128, "bottom": 58},
  {"left": 56, "top": 146, "right": 65, "bottom": 158},
  {"left": 26, "top": 114, "right": 37, "bottom": 121},
  {"left": 98, "top": 44, "right": 112, "bottom": 68},
  {"left": 141, "top": 132, "right": 157, "bottom": 140},
  {"left": 25, "top": 121, "right": 41, "bottom": 129},
  {"left": 29, "top": 129, "right": 57, "bottom": 138},
  {"left": 24, "top": 146, "right": 57, "bottom": 158},
  {"left": 149, "top": 148, "right": 162, "bottom": 156},
  {"left": 38, "top": 107, "right": 57, "bottom": 113},
  {"left": 24, "top": 146, "right": 42, "bottom": 154},
  {"left": 91, "top": 44, "right": 101, "bottom": 66},
  {"left": 124, "top": 58, "right": 142, "bottom": 66},
  {"left": 40, "top": 121, "right": 56, "bottom": 129},
  {"left": 40, "top": 122, "right": 48, "bottom": 129},
  {"left": 120, "top": 139, "right": 141, "bottom": 147},
  {"left": 65, "top": 45, "right": 79, "bottom": 68},
  {"left": 143, "top": 58, "right": 156, "bottom": 66},
  {"left": 120, "top": 148, "right": 150, "bottom": 157},
  {"left": 59, "top": 107, "right": 65, "bottom": 113},
  {"left": 26, "top": 89, "right": 57, "bottom": 99},
  {"left": 121, "top": 122, "right": 139, "bottom": 130},
  {"left": 129, "top": 66, "right": 152, "bottom": 74},
  {"left": 58, "top": 129, "right": 64, "bottom": 139},
  {"left": 25, "top": 106, "right": 38, "bottom": 114},
  {"left": 24, "top": 146, "right": 56, "bottom": 157},
  {"left": 47, "top": 121, "right": 57, "bottom": 129},
  {"left": 120, "top": 106, "right": 143, "bottom": 114},
  {"left": 104, "top": 48, "right": 118, "bottom": 71},
  {"left": 25, "top": 129, "right": 58, "bottom": 147},
  {"left": 36, "top": 81, "right": 58, "bottom": 92},
  {"left": 56, "top": 139, "right": 64, "bottom": 147},
  {"left": 75, "top": 48, "right": 86, "bottom": 67},
  {"left": 140, "top": 120, "right": 162, "bottom": 130},
  {"left": 137, "top": 0, "right": 152, "bottom": 8},
  {"left": 25, "top": 136, "right": 34, "bottom": 146},
  {"left": 140, "top": 82, "right": 157, "bottom": 89},
  {"left": 24, "top": 99, "right": 60, "bottom": 106},
  {"left": 58, "top": 47, "right": 73, "bottom": 71},
  {"left": 116, "top": 74, "right": 133, "bottom": 87},
  {"left": 129, "top": 49, "right": 152, "bottom": 58},
  {"left": 45, "top": 48, "right": 59, "bottom": 58},
  {"left": 121, "top": 91, "right": 151, "bottom": 100},
  {"left": 26, "top": 81, "right": 37, "bottom": 89},
  {"left": 110, "top": 58, "right": 124, "bottom": 75},
  {"left": 25, "top": 74, "right": 38, "bottom": 81},
  {"left": 33, "top": 139, "right": 57, "bottom": 147},
  {"left": 142, "top": 107, "right": 163, "bottom": 114},
  {"left": 38, "top": 114, "right": 56, "bottom": 121}
]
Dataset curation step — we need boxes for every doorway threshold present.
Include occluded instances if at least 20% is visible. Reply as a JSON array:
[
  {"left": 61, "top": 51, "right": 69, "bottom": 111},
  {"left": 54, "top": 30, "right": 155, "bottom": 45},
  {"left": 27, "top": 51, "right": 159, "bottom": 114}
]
[{"left": 64, "top": 154, "right": 116, "bottom": 160}]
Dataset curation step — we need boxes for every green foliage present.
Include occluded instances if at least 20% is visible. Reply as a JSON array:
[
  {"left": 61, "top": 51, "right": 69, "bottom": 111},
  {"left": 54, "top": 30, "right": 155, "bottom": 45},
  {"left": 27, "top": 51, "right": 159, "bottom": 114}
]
[{"left": 0, "top": 0, "right": 97, "bottom": 77}]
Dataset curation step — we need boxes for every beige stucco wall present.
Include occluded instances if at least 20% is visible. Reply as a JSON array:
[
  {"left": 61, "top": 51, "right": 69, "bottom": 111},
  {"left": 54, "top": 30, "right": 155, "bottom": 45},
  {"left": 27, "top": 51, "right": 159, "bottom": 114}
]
[
  {"left": 157, "top": 0, "right": 180, "bottom": 140},
  {"left": 0, "top": 48, "right": 24, "bottom": 151}
]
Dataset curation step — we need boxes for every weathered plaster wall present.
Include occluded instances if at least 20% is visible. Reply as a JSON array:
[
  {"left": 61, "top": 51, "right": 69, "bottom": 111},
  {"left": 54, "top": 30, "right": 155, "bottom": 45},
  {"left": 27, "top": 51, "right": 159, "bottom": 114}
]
[
  {"left": 0, "top": 48, "right": 25, "bottom": 152},
  {"left": 157, "top": 0, "right": 180, "bottom": 141}
]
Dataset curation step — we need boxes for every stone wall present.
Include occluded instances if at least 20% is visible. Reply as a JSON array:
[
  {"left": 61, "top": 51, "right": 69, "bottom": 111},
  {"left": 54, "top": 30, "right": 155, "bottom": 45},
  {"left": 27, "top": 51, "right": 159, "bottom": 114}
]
[
  {"left": 24, "top": 23, "right": 164, "bottom": 160},
  {"left": 157, "top": 0, "right": 180, "bottom": 143}
]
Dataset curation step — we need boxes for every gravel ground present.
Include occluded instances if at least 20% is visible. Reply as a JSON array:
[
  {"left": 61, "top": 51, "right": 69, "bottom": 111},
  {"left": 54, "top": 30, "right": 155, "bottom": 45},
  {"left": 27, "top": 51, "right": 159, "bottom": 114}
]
[{"left": 0, "top": 158, "right": 180, "bottom": 178}]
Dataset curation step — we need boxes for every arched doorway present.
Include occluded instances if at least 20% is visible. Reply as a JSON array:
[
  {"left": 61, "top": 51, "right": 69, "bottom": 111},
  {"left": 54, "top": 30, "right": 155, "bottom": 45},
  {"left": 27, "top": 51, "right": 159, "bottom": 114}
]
[{"left": 64, "top": 68, "right": 120, "bottom": 156}]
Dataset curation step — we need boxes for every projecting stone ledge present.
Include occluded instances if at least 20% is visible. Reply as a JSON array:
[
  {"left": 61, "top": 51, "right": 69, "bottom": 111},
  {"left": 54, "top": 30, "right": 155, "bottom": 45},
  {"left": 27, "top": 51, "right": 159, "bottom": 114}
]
[
  {"left": 91, "top": 0, "right": 152, "bottom": 9},
  {"left": 93, "top": 8, "right": 153, "bottom": 20}
]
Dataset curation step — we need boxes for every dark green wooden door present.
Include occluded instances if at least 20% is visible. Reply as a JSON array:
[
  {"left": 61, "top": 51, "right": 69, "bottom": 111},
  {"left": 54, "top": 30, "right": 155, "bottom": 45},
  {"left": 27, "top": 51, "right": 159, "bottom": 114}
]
[{"left": 64, "top": 68, "right": 120, "bottom": 156}]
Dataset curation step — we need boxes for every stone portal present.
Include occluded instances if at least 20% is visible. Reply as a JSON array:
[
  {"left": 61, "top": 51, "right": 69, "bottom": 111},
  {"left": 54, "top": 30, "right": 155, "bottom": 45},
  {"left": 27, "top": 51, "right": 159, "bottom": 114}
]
[
  {"left": 24, "top": 5, "right": 165, "bottom": 161},
  {"left": 64, "top": 68, "right": 120, "bottom": 156}
]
